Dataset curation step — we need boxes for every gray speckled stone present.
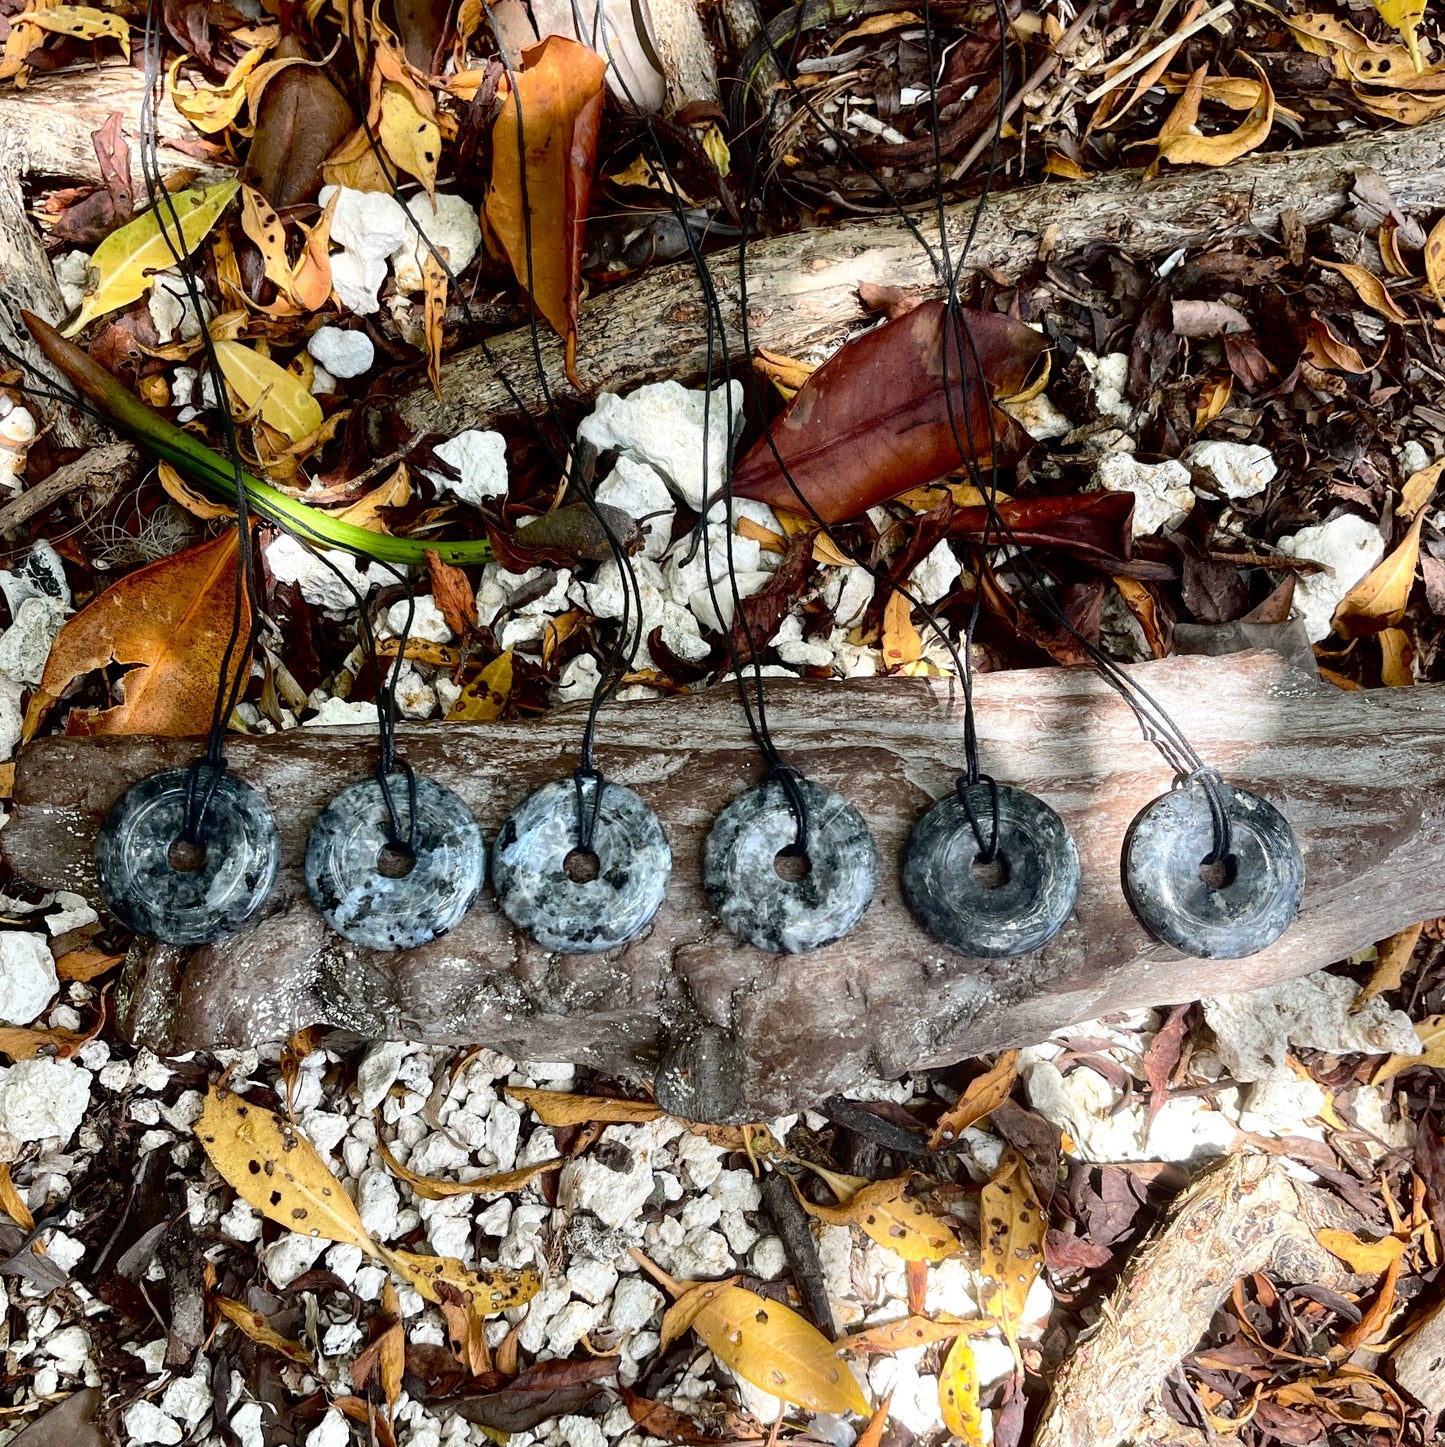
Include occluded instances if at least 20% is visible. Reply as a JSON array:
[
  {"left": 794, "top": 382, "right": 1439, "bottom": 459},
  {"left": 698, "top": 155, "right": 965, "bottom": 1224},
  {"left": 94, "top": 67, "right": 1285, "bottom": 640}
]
[
  {"left": 1122, "top": 780, "right": 1304, "bottom": 959},
  {"left": 492, "top": 777, "right": 670, "bottom": 953},
  {"left": 653, "top": 1022, "right": 747, "bottom": 1124},
  {"left": 704, "top": 777, "right": 877, "bottom": 954},
  {"left": 903, "top": 783, "right": 1079, "bottom": 957},
  {"left": 304, "top": 775, "right": 484, "bottom": 951},
  {"left": 95, "top": 768, "right": 279, "bottom": 946}
]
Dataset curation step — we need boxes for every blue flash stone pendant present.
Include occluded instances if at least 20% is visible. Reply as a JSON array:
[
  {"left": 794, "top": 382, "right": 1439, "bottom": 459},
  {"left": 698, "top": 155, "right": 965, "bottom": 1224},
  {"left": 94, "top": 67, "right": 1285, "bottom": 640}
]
[
  {"left": 492, "top": 776, "right": 671, "bottom": 953},
  {"left": 1122, "top": 778, "right": 1304, "bottom": 959},
  {"left": 704, "top": 777, "right": 877, "bottom": 954},
  {"left": 903, "top": 782, "right": 1079, "bottom": 957},
  {"left": 95, "top": 768, "right": 280, "bottom": 946},
  {"left": 304, "top": 774, "right": 484, "bottom": 951}
]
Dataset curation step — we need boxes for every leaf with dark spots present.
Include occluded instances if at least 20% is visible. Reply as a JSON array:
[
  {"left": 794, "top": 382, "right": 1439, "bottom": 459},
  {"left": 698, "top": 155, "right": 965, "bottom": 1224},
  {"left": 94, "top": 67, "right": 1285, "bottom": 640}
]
[
  {"left": 246, "top": 41, "right": 356, "bottom": 209},
  {"left": 732, "top": 302, "right": 1045, "bottom": 523},
  {"left": 949, "top": 492, "right": 1135, "bottom": 570},
  {"left": 619, "top": 1387, "right": 716, "bottom": 1443},
  {"left": 450, "top": 1357, "right": 617, "bottom": 1432},
  {"left": 989, "top": 1101, "right": 1060, "bottom": 1205},
  {"left": 731, "top": 535, "right": 812, "bottom": 666},
  {"left": 487, "top": 502, "right": 641, "bottom": 570}
]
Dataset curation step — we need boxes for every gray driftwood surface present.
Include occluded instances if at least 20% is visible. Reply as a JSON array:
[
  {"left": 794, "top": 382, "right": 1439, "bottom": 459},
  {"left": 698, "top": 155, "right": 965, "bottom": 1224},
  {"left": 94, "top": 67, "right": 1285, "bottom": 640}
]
[{"left": 6, "top": 651, "right": 1443, "bottom": 1116}]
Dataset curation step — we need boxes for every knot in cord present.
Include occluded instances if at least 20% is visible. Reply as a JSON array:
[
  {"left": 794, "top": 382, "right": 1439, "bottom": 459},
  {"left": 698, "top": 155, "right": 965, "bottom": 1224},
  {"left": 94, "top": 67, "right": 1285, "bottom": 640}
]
[
  {"left": 573, "top": 767, "right": 605, "bottom": 854},
  {"left": 1182, "top": 767, "right": 1233, "bottom": 866},
  {"left": 375, "top": 758, "right": 419, "bottom": 853},
  {"left": 956, "top": 772, "right": 1001, "bottom": 863},
  {"left": 766, "top": 763, "right": 809, "bottom": 859}
]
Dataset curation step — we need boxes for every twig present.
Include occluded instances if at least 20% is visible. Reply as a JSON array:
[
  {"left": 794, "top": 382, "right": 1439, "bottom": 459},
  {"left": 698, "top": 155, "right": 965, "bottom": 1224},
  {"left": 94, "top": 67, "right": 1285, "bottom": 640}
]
[
  {"left": 1083, "top": 1, "right": 1236, "bottom": 105},
  {"left": 951, "top": 0, "right": 1106, "bottom": 181},
  {"left": 0, "top": 441, "right": 139, "bottom": 537},
  {"left": 760, "top": 1169, "right": 837, "bottom": 1340}
]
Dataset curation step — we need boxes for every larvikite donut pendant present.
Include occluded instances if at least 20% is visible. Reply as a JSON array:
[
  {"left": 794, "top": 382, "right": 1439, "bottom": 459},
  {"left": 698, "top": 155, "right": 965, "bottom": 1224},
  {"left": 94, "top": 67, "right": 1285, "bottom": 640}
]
[
  {"left": 492, "top": 777, "right": 671, "bottom": 953},
  {"left": 95, "top": 768, "right": 280, "bottom": 946},
  {"left": 1122, "top": 779, "right": 1303, "bottom": 959},
  {"left": 304, "top": 775, "right": 484, "bottom": 951},
  {"left": 704, "top": 777, "right": 877, "bottom": 953},
  {"left": 903, "top": 783, "right": 1079, "bottom": 957}
]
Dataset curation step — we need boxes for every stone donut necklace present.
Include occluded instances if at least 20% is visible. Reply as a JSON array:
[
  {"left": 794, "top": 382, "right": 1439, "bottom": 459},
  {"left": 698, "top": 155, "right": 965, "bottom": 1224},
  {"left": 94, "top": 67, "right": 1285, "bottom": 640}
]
[
  {"left": 301, "top": 577, "right": 485, "bottom": 951},
  {"left": 94, "top": 27, "right": 280, "bottom": 946}
]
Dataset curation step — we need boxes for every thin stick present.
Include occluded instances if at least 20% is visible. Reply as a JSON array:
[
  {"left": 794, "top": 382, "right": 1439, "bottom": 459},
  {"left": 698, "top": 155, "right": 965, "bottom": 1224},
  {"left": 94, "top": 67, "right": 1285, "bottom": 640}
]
[
  {"left": 950, "top": 0, "right": 1106, "bottom": 181},
  {"left": 0, "top": 441, "right": 138, "bottom": 536},
  {"left": 1083, "top": 0, "right": 1235, "bottom": 103}
]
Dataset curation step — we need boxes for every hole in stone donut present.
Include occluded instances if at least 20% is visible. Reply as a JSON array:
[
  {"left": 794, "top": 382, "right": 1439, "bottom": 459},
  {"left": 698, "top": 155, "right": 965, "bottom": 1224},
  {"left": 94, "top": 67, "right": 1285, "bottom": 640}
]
[
  {"left": 168, "top": 838, "right": 207, "bottom": 873},
  {"left": 971, "top": 853, "right": 1011, "bottom": 889},
  {"left": 774, "top": 849, "right": 811, "bottom": 882},
  {"left": 1198, "top": 854, "right": 1238, "bottom": 891},
  {"left": 377, "top": 842, "right": 417, "bottom": 878},
  {"left": 564, "top": 848, "right": 601, "bottom": 883}
]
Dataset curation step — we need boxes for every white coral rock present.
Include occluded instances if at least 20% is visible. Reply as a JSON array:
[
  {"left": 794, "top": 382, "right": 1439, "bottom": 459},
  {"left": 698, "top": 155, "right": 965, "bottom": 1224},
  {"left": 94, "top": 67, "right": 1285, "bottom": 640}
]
[
  {"left": 1276, "top": 513, "right": 1385, "bottom": 642},
  {"left": 307, "top": 325, "right": 375, "bottom": 379},
  {"left": 388, "top": 193, "right": 482, "bottom": 293},
  {"left": 1186, "top": 440, "right": 1277, "bottom": 501},
  {"left": 1094, "top": 454, "right": 1194, "bottom": 536},
  {"left": 424, "top": 429, "right": 509, "bottom": 507}
]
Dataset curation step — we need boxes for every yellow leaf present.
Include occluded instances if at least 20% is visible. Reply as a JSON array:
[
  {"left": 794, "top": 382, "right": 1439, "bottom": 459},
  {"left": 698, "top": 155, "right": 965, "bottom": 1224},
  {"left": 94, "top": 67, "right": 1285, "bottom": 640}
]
[
  {"left": 939, "top": 1334, "right": 986, "bottom": 1443},
  {"left": 929, "top": 1051, "right": 1019, "bottom": 1149},
  {"left": 659, "top": 1276, "right": 740, "bottom": 1354},
  {"left": 1374, "top": 1014, "right": 1445, "bottom": 1082},
  {"left": 1359, "top": 922, "right": 1424, "bottom": 1003},
  {"left": 240, "top": 185, "right": 294, "bottom": 295},
  {"left": 322, "top": 125, "right": 393, "bottom": 194},
  {"left": 54, "top": 949, "right": 123, "bottom": 981},
  {"left": 1400, "top": 456, "right": 1444, "bottom": 518},
  {"left": 1333, "top": 513, "right": 1423, "bottom": 635},
  {"left": 1160, "top": 57, "right": 1274, "bottom": 166},
  {"left": 381, "top": 1247, "right": 540, "bottom": 1313},
  {"left": 196, "top": 1087, "right": 377, "bottom": 1251},
  {"left": 447, "top": 650, "right": 514, "bottom": 722},
  {"left": 839, "top": 1314, "right": 989, "bottom": 1356},
  {"left": 379, "top": 81, "right": 440, "bottom": 195},
  {"left": 168, "top": 46, "right": 267, "bottom": 133},
  {"left": 215, "top": 1296, "right": 316, "bottom": 1367},
  {"left": 63, "top": 180, "right": 239, "bottom": 336},
  {"left": 0, "top": 1163, "right": 34, "bottom": 1231},
  {"left": 1156, "top": 64, "right": 1205, "bottom": 155},
  {"left": 0, "top": 1023, "right": 94, "bottom": 1060},
  {"left": 16, "top": 5, "right": 128, "bottom": 58},
  {"left": 379, "top": 1281, "right": 405, "bottom": 1411},
  {"left": 159, "top": 460, "right": 236, "bottom": 521},
  {"left": 883, "top": 589, "right": 922, "bottom": 669},
  {"left": 1195, "top": 374, "right": 1233, "bottom": 429},
  {"left": 213, "top": 338, "right": 324, "bottom": 443},
  {"left": 690, "top": 1284, "right": 871, "bottom": 1416},
  {"left": 1320, "top": 260, "right": 1411, "bottom": 323},
  {"left": 337, "top": 464, "right": 410, "bottom": 531},
  {"left": 796, "top": 1171, "right": 960, "bottom": 1263},
  {"left": 1372, "top": 0, "right": 1427, "bottom": 71},
  {"left": 1380, "top": 625, "right": 1416, "bottom": 686},
  {"left": 287, "top": 189, "right": 339, "bottom": 312},
  {"left": 423, "top": 249, "right": 446, "bottom": 398},
  {"left": 1316, "top": 1228, "right": 1411, "bottom": 1274},
  {"left": 978, "top": 1151, "right": 1046, "bottom": 1360},
  {"left": 376, "top": 1134, "right": 561, "bottom": 1199},
  {"left": 505, "top": 1085, "right": 662, "bottom": 1126}
]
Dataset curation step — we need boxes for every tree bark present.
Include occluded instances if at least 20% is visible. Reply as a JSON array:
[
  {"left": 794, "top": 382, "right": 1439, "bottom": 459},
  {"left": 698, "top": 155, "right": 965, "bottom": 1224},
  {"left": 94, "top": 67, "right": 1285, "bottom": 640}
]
[
  {"left": 6, "top": 651, "right": 1444, "bottom": 1116},
  {"left": 395, "top": 116, "right": 1445, "bottom": 435}
]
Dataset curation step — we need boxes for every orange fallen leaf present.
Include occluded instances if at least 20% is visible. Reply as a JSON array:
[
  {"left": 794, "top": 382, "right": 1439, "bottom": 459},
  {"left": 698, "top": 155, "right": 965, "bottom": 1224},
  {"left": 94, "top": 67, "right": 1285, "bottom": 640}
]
[
  {"left": 1334, "top": 513, "right": 1423, "bottom": 635},
  {"left": 1321, "top": 261, "right": 1411, "bottom": 324},
  {"left": 929, "top": 1051, "right": 1018, "bottom": 1149},
  {"left": 1160, "top": 58, "right": 1274, "bottom": 167}
]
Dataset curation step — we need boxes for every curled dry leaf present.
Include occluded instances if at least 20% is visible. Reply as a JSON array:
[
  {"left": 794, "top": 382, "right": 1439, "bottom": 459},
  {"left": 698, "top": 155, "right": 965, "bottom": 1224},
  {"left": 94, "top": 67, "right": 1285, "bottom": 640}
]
[
  {"left": 26, "top": 532, "right": 248, "bottom": 741},
  {"left": 62, "top": 179, "right": 239, "bottom": 336},
  {"left": 379, "top": 81, "right": 441, "bottom": 194},
  {"left": 1315, "top": 1228, "right": 1411, "bottom": 1274},
  {"left": 689, "top": 1284, "right": 871, "bottom": 1415},
  {"left": 840, "top": 1315, "right": 990, "bottom": 1356},
  {"left": 447, "top": 650, "right": 514, "bottom": 721},
  {"left": 1333, "top": 513, "right": 1423, "bottom": 636},
  {"left": 1400, "top": 457, "right": 1444, "bottom": 520},
  {"left": 383, "top": 1248, "right": 540, "bottom": 1313},
  {"left": 1159, "top": 57, "right": 1274, "bottom": 167},
  {"left": 1358, "top": 922, "right": 1425, "bottom": 1004},
  {"left": 732, "top": 301, "right": 1045, "bottom": 523},
  {"left": 793, "top": 1163, "right": 960, "bottom": 1263},
  {"left": 168, "top": 46, "right": 269, "bottom": 134},
  {"left": 375, "top": 1134, "right": 561, "bottom": 1199},
  {"left": 486, "top": 37, "right": 607, "bottom": 384},
  {"left": 16, "top": 5, "right": 130, "bottom": 58},
  {"left": 1320, "top": 261, "right": 1411, "bottom": 324},
  {"left": 214, "top": 1296, "right": 316, "bottom": 1367},
  {"left": 882, "top": 590, "right": 922, "bottom": 670},
  {"left": 928, "top": 1050, "right": 1019, "bottom": 1149},
  {"left": 505, "top": 1086, "right": 662, "bottom": 1126},
  {"left": 949, "top": 492, "right": 1136, "bottom": 569},
  {"left": 159, "top": 459, "right": 235, "bottom": 521},
  {"left": 0, "top": 1020, "right": 99, "bottom": 1061},
  {"left": 0, "top": 1163, "right": 34, "bottom": 1232}
]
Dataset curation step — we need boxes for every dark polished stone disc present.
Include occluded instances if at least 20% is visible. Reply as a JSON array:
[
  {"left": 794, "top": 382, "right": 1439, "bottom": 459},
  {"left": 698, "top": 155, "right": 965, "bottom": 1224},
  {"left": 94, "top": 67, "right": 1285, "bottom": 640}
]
[
  {"left": 95, "top": 768, "right": 280, "bottom": 946},
  {"left": 703, "top": 777, "right": 877, "bottom": 954},
  {"left": 1122, "top": 779, "right": 1304, "bottom": 959},
  {"left": 903, "top": 783, "right": 1079, "bottom": 957},
  {"left": 492, "top": 777, "right": 671, "bottom": 954},
  {"left": 305, "top": 775, "right": 484, "bottom": 951}
]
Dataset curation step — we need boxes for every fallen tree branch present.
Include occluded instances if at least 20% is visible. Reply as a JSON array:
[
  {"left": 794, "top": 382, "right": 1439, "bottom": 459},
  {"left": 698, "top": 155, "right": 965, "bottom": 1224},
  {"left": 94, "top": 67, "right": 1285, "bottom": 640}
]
[
  {"left": 6, "top": 651, "right": 1445, "bottom": 1115},
  {"left": 0, "top": 441, "right": 139, "bottom": 536},
  {"left": 395, "top": 117, "right": 1445, "bottom": 434}
]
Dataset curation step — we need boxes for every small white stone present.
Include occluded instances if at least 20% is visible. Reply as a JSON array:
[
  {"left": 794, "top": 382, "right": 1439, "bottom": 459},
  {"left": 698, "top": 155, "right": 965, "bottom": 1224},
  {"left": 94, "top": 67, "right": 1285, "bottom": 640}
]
[
  {"left": 772, "top": 614, "right": 833, "bottom": 669},
  {"left": 973, "top": 1334, "right": 1016, "bottom": 1389},
  {"left": 425, "top": 429, "right": 509, "bottom": 507},
  {"left": 310, "top": 363, "right": 338, "bottom": 396},
  {"left": 42, "top": 1323, "right": 90, "bottom": 1374},
  {"left": 231, "top": 1403, "right": 265, "bottom": 1447},
  {"left": 160, "top": 1370, "right": 213, "bottom": 1427},
  {"left": 389, "top": 193, "right": 482, "bottom": 293},
  {"left": 307, "top": 326, "right": 375, "bottom": 379},
  {"left": 357, "top": 1041, "right": 408, "bottom": 1111},
  {"left": 671, "top": 1228, "right": 731, "bottom": 1280},
  {"left": 1276, "top": 513, "right": 1387, "bottom": 643},
  {"left": 567, "top": 1256, "right": 619, "bottom": 1305},
  {"left": 595, "top": 455, "right": 676, "bottom": 560},
  {"left": 128, "top": 1339, "right": 168, "bottom": 1374},
  {"left": 264, "top": 1232, "right": 328, "bottom": 1289},
  {"left": 383, "top": 594, "right": 453, "bottom": 644},
  {"left": 546, "top": 1298, "right": 600, "bottom": 1355},
  {"left": 1082, "top": 350, "right": 1131, "bottom": 423},
  {"left": 556, "top": 653, "right": 601, "bottom": 703},
  {"left": 0, "top": 933, "right": 57, "bottom": 1025},
  {"left": 329, "top": 251, "right": 389, "bottom": 314},
  {"left": 558, "top": 1118, "right": 683, "bottom": 1229},
  {"left": 266, "top": 533, "right": 389, "bottom": 611},
  {"left": 53, "top": 250, "right": 93, "bottom": 313},
  {"left": 749, "top": 1235, "right": 786, "bottom": 1280},
  {"left": 1399, "top": 440, "right": 1431, "bottom": 476},
  {"left": 357, "top": 1167, "right": 400, "bottom": 1240},
  {"left": 45, "top": 891, "right": 97, "bottom": 937},
  {"left": 147, "top": 271, "right": 206, "bottom": 346},
  {"left": 219, "top": 1199, "right": 262, "bottom": 1243},
  {"left": 0, "top": 676, "right": 22, "bottom": 763},
  {"left": 0, "top": 596, "right": 68, "bottom": 685},
  {"left": 908, "top": 539, "right": 960, "bottom": 604},
  {"left": 579, "top": 380, "right": 743, "bottom": 510},
  {"left": 0, "top": 1058, "right": 91, "bottom": 1146},
  {"left": 320, "top": 186, "right": 411, "bottom": 312},
  {"left": 304, "top": 696, "right": 377, "bottom": 728},
  {"left": 1001, "top": 390, "right": 1072, "bottom": 440},
  {"left": 556, "top": 1416, "right": 608, "bottom": 1447},
  {"left": 486, "top": 1101, "right": 522, "bottom": 1172},
  {"left": 123, "top": 1400, "right": 184, "bottom": 1445},
  {"left": 45, "top": 1232, "right": 85, "bottom": 1275},
  {"left": 1186, "top": 440, "right": 1277, "bottom": 501},
  {"left": 689, "top": 572, "right": 770, "bottom": 632},
  {"left": 1094, "top": 454, "right": 1194, "bottom": 536},
  {"left": 306, "top": 1407, "right": 353, "bottom": 1447}
]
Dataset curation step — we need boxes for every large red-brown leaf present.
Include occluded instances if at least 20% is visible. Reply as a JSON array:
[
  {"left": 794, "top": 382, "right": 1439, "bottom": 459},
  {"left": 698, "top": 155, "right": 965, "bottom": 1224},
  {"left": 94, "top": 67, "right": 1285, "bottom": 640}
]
[
  {"left": 949, "top": 492, "right": 1136, "bottom": 569},
  {"left": 732, "top": 302, "right": 1046, "bottom": 523}
]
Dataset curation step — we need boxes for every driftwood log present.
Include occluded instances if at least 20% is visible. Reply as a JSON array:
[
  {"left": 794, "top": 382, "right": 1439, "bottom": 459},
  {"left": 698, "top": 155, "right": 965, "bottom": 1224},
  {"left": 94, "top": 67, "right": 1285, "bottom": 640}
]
[{"left": 5, "top": 650, "right": 1443, "bottom": 1116}]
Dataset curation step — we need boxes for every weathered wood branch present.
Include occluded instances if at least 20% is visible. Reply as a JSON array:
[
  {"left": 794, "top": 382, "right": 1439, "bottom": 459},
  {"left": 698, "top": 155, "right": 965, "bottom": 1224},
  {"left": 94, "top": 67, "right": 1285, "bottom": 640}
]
[
  {"left": 396, "top": 117, "right": 1445, "bottom": 434},
  {"left": 6, "top": 652, "right": 1444, "bottom": 1115}
]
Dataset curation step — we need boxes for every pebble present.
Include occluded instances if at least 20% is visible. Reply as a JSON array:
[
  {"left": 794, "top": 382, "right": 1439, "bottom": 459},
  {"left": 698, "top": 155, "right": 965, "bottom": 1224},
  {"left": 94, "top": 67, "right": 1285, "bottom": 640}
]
[
  {"left": 389, "top": 193, "right": 482, "bottom": 293},
  {"left": 1276, "top": 512, "right": 1386, "bottom": 642},
  {"left": 0, "top": 1059, "right": 92, "bottom": 1148},
  {"left": 307, "top": 325, "right": 375, "bottom": 379},
  {"left": 265, "top": 1232, "right": 328, "bottom": 1289},
  {"left": 609, "top": 1276, "right": 663, "bottom": 1334},
  {"left": 0, "top": 932, "right": 58, "bottom": 1025},
  {"left": 231, "top": 1403, "right": 265, "bottom": 1447},
  {"left": 1186, "top": 440, "right": 1277, "bottom": 500},
  {"left": 749, "top": 1235, "right": 787, "bottom": 1279},
  {"left": 122, "top": 1400, "right": 184, "bottom": 1446},
  {"left": 1094, "top": 454, "right": 1194, "bottom": 535},
  {"left": 567, "top": 1256, "right": 619, "bottom": 1305},
  {"left": 306, "top": 1408, "right": 353, "bottom": 1447},
  {"left": 160, "top": 1370, "right": 213, "bottom": 1426},
  {"left": 424, "top": 429, "right": 509, "bottom": 507}
]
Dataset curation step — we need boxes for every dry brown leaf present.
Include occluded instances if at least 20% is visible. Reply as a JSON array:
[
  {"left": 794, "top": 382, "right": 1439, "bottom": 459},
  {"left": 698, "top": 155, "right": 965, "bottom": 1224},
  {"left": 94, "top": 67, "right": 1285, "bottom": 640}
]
[
  {"left": 54, "top": 949, "right": 123, "bottom": 982},
  {"left": 422, "top": 249, "right": 446, "bottom": 398},
  {"left": 0, "top": 1022, "right": 95, "bottom": 1060},
  {"left": 855, "top": 1391, "right": 894, "bottom": 1447},
  {"left": 1195, "top": 374, "right": 1233, "bottom": 428},
  {"left": 754, "top": 347, "right": 816, "bottom": 400},
  {"left": 1400, "top": 457, "right": 1444, "bottom": 519},
  {"left": 978, "top": 1150, "right": 1046, "bottom": 1361},
  {"left": 0, "top": 1163, "right": 34, "bottom": 1231},
  {"left": 1380, "top": 626, "right": 1416, "bottom": 686},
  {"left": 27, "top": 532, "right": 249, "bottom": 740},
  {"left": 1336, "top": 1253, "right": 1403, "bottom": 1352},
  {"left": 215, "top": 1295, "right": 317, "bottom": 1366},
  {"left": 1160, "top": 58, "right": 1274, "bottom": 167},
  {"left": 159, "top": 459, "right": 236, "bottom": 521},
  {"left": 1156, "top": 64, "right": 1205, "bottom": 156},
  {"left": 929, "top": 1051, "right": 1018, "bottom": 1149},
  {"left": 376, "top": 1134, "right": 561, "bottom": 1199},
  {"left": 425, "top": 550, "right": 478, "bottom": 635},
  {"left": 1359, "top": 922, "right": 1424, "bottom": 1004},
  {"left": 1316, "top": 1228, "right": 1411, "bottom": 1274},
  {"left": 1321, "top": 261, "right": 1411, "bottom": 323},
  {"left": 1334, "top": 514, "right": 1423, "bottom": 635},
  {"left": 506, "top": 1086, "right": 662, "bottom": 1126},
  {"left": 1303, "top": 315, "right": 1369, "bottom": 373}
]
